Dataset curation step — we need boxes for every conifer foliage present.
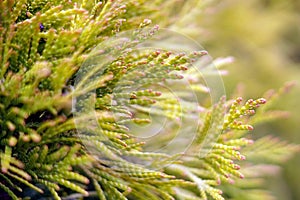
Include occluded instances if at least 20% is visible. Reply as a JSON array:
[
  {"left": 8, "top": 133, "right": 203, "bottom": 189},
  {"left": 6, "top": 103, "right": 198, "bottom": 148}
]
[{"left": 0, "top": 0, "right": 298, "bottom": 199}]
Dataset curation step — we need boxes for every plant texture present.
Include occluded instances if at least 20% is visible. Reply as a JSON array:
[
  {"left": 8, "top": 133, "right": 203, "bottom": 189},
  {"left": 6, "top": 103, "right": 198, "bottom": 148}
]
[{"left": 0, "top": 0, "right": 298, "bottom": 200}]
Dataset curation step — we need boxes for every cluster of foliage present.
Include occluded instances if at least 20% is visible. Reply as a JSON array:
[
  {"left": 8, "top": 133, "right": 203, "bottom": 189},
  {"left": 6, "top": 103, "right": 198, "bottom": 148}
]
[
  {"left": 174, "top": 2, "right": 300, "bottom": 198},
  {"left": 0, "top": 0, "right": 298, "bottom": 200}
]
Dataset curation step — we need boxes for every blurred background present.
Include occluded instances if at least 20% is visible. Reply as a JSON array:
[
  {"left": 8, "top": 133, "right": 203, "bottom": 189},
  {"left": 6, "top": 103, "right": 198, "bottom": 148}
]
[{"left": 154, "top": 0, "right": 300, "bottom": 199}]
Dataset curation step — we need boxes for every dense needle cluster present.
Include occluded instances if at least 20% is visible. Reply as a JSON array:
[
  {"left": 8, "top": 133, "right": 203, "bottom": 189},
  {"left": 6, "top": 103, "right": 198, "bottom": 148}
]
[{"left": 0, "top": 0, "right": 298, "bottom": 200}]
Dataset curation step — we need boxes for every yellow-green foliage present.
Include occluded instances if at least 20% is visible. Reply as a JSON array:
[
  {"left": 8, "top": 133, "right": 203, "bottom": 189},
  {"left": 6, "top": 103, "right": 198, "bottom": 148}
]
[
  {"left": 0, "top": 0, "right": 298, "bottom": 200},
  {"left": 170, "top": 1, "right": 300, "bottom": 198}
]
